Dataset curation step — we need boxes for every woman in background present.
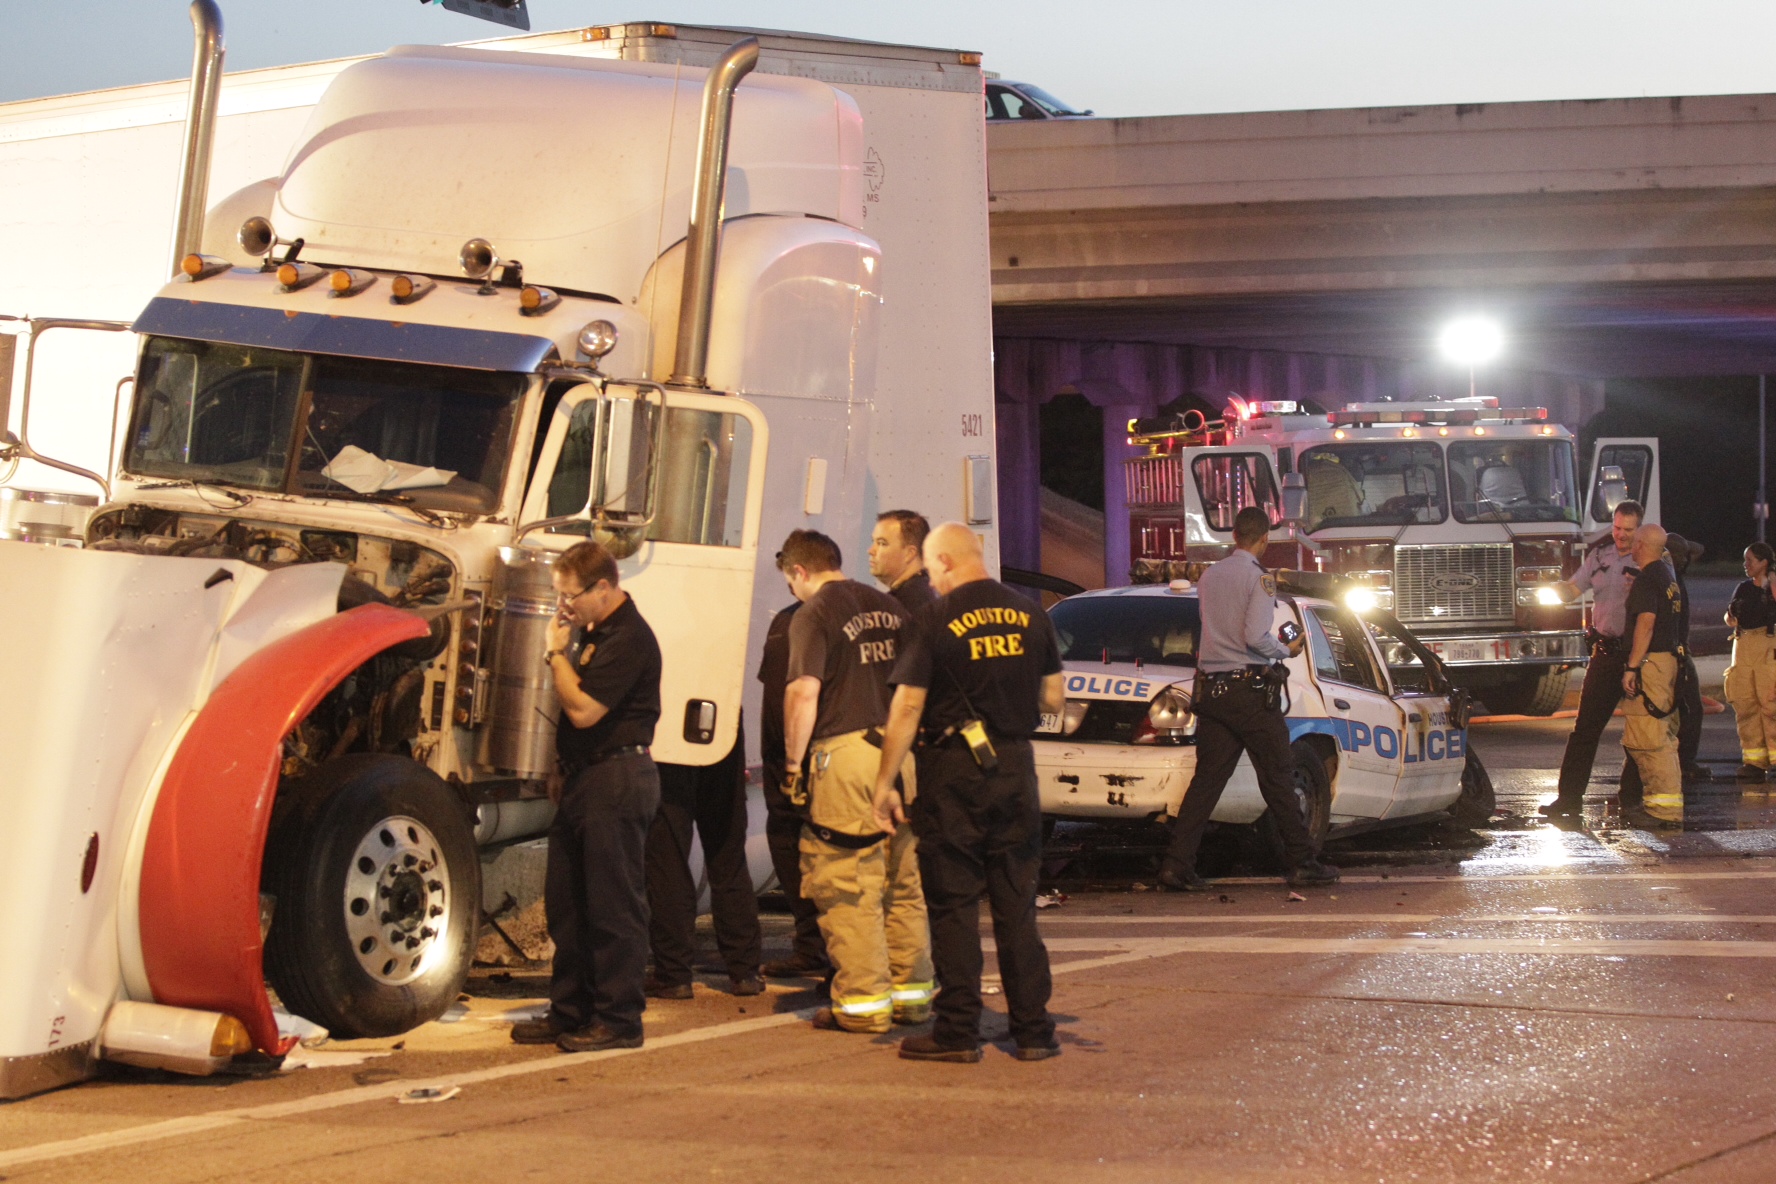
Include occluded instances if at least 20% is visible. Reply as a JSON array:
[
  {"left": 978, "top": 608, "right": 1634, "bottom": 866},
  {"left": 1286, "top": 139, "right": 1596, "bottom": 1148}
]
[{"left": 1724, "top": 542, "right": 1776, "bottom": 781}]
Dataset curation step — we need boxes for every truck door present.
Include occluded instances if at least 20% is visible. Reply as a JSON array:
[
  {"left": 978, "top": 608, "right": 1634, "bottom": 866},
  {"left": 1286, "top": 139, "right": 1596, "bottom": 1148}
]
[
  {"left": 521, "top": 381, "right": 769, "bottom": 767},
  {"left": 1129, "top": 446, "right": 1281, "bottom": 563},
  {"left": 1583, "top": 438, "right": 1661, "bottom": 533},
  {"left": 1300, "top": 603, "right": 1404, "bottom": 820}
]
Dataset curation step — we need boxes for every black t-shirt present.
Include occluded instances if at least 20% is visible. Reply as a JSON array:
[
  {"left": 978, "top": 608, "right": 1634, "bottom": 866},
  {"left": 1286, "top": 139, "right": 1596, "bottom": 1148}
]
[
  {"left": 891, "top": 578, "right": 1062, "bottom": 738},
  {"left": 1730, "top": 579, "right": 1776, "bottom": 634},
  {"left": 755, "top": 601, "right": 799, "bottom": 764},
  {"left": 787, "top": 580, "right": 907, "bottom": 739},
  {"left": 555, "top": 594, "right": 662, "bottom": 767},
  {"left": 1625, "top": 559, "right": 1682, "bottom": 655},
  {"left": 1674, "top": 570, "right": 1692, "bottom": 647},
  {"left": 889, "top": 570, "right": 936, "bottom": 613}
]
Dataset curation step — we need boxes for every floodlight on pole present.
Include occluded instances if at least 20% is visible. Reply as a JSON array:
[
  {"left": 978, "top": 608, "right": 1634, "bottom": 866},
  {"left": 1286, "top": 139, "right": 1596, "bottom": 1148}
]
[{"left": 1438, "top": 315, "right": 1504, "bottom": 399}]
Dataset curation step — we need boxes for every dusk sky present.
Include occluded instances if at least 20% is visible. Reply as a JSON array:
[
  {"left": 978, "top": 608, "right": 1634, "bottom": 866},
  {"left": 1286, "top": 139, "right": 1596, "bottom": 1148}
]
[{"left": 6, "top": 0, "right": 1776, "bottom": 115}]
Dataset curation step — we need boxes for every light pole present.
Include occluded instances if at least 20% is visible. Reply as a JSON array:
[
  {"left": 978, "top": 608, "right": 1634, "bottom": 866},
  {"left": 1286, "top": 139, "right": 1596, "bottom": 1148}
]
[
  {"left": 1438, "top": 316, "right": 1505, "bottom": 398},
  {"left": 1760, "top": 374, "right": 1768, "bottom": 544}
]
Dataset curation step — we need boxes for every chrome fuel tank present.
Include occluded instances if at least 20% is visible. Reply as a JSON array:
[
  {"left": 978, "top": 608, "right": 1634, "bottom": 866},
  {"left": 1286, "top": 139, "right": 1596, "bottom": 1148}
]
[{"left": 475, "top": 547, "right": 562, "bottom": 778}]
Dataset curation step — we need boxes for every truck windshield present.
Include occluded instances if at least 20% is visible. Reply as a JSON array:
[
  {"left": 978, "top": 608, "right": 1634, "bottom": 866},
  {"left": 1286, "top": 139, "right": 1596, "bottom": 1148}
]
[
  {"left": 1049, "top": 595, "right": 1201, "bottom": 669},
  {"left": 126, "top": 337, "right": 523, "bottom": 512},
  {"left": 1299, "top": 442, "right": 1447, "bottom": 531},
  {"left": 1448, "top": 439, "right": 1579, "bottom": 524}
]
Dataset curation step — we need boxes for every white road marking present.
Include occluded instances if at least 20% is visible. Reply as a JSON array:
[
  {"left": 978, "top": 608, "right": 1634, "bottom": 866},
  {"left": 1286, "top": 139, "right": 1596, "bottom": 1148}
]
[
  {"left": 1039, "top": 914, "right": 1776, "bottom": 925},
  {"left": 1033, "top": 935, "right": 1776, "bottom": 957},
  {"left": 1207, "top": 869, "right": 1776, "bottom": 885}
]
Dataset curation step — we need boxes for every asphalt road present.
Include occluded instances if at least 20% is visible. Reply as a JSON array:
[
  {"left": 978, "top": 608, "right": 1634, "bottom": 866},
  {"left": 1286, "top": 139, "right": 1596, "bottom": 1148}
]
[{"left": 7, "top": 701, "right": 1776, "bottom": 1183}]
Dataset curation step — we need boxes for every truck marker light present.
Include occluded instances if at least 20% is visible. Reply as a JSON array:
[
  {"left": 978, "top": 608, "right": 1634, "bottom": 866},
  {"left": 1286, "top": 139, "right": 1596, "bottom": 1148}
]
[
  {"left": 1473, "top": 426, "right": 1487, "bottom": 436},
  {"left": 328, "top": 269, "right": 376, "bottom": 297},
  {"left": 179, "top": 253, "right": 231, "bottom": 281},
  {"left": 1438, "top": 427, "right": 1450, "bottom": 437},
  {"left": 520, "top": 285, "right": 560, "bottom": 316},
  {"left": 276, "top": 262, "right": 326, "bottom": 291},
  {"left": 1333, "top": 429, "right": 1346, "bottom": 440},
  {"left": 390, "top": 274, "right": 436, "bottom": 305}
]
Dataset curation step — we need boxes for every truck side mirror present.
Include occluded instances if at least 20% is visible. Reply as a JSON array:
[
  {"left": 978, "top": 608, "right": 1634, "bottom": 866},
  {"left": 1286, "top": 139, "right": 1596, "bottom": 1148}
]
[
  {"left": 1596, "top": 464, "right": 1627, "bottom": 516},
  {"left": 1281, "top": 472, "right": 1308, "bottom": 524},
  {"left": 517, "top": 378, "right": 666, "bottom": 556}
]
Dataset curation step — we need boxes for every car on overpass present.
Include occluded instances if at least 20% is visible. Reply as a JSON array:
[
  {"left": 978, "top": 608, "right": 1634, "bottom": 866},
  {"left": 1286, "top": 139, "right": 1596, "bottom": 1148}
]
[
  {"left": 986, "top": 80, "right": 1092, "bottom": 121},
  {"left": 1033, "top": 578, "right": 1494, "bottom": 849}
]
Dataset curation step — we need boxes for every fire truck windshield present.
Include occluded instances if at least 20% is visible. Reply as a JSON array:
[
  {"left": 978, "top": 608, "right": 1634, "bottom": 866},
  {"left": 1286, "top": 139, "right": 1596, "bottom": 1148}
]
[
  {"left": 1298, "top": 442, "right": 1448, "bottom": 531},
  {"left": 1448, "top": 439, "right": 1579, "bottom": 524},
  {"left": 125, "top": 337, "right": 524, "bottom": 512}
]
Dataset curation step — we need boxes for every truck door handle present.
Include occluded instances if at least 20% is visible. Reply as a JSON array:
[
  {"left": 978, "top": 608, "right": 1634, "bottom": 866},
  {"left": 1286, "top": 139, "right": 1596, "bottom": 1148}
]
[{"left": 1333, "top": 698, "right": 1351, "bottom": 710}]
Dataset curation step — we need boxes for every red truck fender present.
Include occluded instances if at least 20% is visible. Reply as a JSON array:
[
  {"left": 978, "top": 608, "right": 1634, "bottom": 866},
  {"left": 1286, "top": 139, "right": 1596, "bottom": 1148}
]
[{"left": 137, "top": 603, "right": 432, "bottom": 1052}]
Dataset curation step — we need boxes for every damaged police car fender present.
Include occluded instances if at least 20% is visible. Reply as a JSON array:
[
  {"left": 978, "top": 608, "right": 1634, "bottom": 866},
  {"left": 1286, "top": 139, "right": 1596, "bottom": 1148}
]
[{"left": 1034, "top": 581, "right": 1489, "bottom": 838}]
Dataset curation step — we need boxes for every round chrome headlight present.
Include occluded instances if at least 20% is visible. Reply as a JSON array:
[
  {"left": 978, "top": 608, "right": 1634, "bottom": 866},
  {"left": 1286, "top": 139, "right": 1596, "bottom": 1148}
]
[{"left": 578, "top": 319, "right": 618, "bottom": 360}]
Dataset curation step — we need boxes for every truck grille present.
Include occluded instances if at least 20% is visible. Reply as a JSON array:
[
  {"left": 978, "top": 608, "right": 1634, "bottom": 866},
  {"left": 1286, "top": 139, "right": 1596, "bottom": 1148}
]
[{"left": 1394, "top": 543, "right": 1514, "bottom": 625}]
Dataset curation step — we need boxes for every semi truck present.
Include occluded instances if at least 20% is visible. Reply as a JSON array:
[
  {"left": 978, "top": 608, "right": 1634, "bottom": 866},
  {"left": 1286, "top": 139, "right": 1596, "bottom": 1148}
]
[
  {"left": 1122, "top": 397, "right": 1661, "bottom": 715},
  {"left": 0, "top": 10, "right": 997, "bottom": 1098}
]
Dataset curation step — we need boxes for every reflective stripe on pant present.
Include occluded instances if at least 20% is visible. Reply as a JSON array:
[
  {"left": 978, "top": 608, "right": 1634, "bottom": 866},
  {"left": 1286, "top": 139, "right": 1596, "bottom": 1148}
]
[
  {"left": 799, "top": 730, "right": 931, "bottom": 1034},
  {"left": 1622, "top": 652, "right": 1682, "bottom": 799},
  {"left": 1725, "top": 634, "right": 1776, "bottom": 768}
]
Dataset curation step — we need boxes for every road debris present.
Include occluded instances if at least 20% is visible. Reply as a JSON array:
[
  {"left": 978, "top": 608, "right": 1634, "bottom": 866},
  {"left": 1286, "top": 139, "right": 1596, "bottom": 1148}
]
[{"left": 398, "top": 1085, "right": 461, "bottom": 1104}]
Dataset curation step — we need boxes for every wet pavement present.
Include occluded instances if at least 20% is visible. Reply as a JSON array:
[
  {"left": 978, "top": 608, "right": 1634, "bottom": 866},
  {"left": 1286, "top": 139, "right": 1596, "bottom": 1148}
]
[{"left": 7, "top": 696, "right": 1776, "bottom": 1182}]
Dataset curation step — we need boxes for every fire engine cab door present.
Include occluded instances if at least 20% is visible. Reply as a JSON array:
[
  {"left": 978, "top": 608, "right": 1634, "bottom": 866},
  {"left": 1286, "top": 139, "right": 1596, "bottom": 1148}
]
[
  {"left": 1583, "top": 438, "right": 1661, "bottom": 534},
  {"left": 521, "top": 382, "right": 769, "bottom": 767},
  {"left": 1299, "top": 604, "right": 1405, "bottom": 821}
]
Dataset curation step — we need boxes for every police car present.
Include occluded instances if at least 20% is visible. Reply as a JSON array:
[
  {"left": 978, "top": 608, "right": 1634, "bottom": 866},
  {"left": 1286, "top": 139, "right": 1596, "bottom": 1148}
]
[{"left": 1035, "top": 579, "right": 1493, "bottom": 841}]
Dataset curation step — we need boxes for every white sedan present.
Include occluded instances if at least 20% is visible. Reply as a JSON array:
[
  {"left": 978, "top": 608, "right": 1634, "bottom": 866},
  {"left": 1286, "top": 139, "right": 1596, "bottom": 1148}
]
[{"left": 1035, "top": 582, "right": 1492, "bottom": 842}]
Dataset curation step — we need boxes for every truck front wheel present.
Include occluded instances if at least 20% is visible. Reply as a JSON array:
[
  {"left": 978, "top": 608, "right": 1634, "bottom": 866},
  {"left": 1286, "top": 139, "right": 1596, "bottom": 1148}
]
[{"left": 264, "top": 755, "right": 480, "bottom": 1039}]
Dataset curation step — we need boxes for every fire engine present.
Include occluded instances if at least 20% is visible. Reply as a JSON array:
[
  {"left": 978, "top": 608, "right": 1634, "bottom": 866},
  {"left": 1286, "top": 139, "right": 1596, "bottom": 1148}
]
[{"left": 1123, "top": 397, "right": 1661, "bottom": 715}]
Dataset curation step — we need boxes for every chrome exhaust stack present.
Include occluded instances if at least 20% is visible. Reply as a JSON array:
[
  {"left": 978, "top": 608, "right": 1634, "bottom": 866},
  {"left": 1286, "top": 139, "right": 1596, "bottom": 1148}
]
[
  {"left": 169, "top": 0, "right": 225, "bottom": 276},
  {"left": 668, "top": 37, "right": 759, "bottom": 389}
]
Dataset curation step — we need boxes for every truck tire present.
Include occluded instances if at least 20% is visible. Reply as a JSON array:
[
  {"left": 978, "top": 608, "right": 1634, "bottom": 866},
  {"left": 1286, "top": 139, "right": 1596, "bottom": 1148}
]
[
  {"left": 264, "top": 754, "right": 480, "bottom": 1039},
  {"left": 1255, "top": 742, "right": 1334, "bottom": 870},
  {"left": 1481, "top": 668, "right": 1569, "bottom": 717},
  {"left": 1448, "top": 749, "right": 1497, "bottom": 828}
]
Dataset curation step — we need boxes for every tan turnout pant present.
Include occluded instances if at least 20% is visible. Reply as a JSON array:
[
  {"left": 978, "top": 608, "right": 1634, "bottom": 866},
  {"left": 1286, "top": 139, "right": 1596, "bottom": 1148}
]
[
  {"left": 1622, "top": 651, "right": 1682, "bottom": 799},
  {"left": 1725, "top": 632, "right": 1776, "bottom": 769},
  {"left": 798, "top": 728, "right": 933, "bottom": 1033}
]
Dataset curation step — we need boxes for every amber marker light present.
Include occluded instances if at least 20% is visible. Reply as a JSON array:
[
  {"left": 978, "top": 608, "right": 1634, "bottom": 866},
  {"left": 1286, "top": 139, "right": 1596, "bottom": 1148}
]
[
  {"left": 519, "top": 285, "right": 561, "bottom": 316},
  {"left": 276, "top": 262, "right": 326, "bottom": 291},
  {"left": 179, "top": 254, "right": 231, "bottom": 281},
  {"left": 390, "top": 274, "right": 436, "bottom": 305},
  {"left": 328, "top": 269, "right": 376, "bottom": 297}
]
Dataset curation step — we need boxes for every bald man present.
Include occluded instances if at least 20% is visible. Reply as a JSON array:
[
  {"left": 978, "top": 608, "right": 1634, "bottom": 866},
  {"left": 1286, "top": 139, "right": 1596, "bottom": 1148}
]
[
  {"left": 873, "top": 523, "right": 1066, "bottom": 1063},
  {"left": 1619, "top": 524, "right": 1684, "bottom": 818}
]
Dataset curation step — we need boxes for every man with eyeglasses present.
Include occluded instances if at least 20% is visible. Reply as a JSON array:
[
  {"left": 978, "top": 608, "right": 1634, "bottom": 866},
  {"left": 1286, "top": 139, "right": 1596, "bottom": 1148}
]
[{"left": 509, "top": 540, "right": 661, "bottom": 1054}]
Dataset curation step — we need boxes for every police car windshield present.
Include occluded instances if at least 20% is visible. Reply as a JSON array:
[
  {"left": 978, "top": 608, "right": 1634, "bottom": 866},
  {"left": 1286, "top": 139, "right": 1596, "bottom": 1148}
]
[
  {"left": 1049, "top": 595, "right": 1200, "bottom": 668},
  {"left": 1448, "top": 439, "right": 1579, "bottom": 524},
  {"left": 1300, "top": 442, "right": 1448, "bottom": 531},
  {"left": 126, "top": 337, "right": 524, "bottom": 512}
]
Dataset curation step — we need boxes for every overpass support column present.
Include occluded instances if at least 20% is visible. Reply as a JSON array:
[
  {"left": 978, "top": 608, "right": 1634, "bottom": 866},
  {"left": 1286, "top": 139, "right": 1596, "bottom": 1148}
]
[
  {"left": 1101, "top": 402, "right": 1143, "bottom": 587},
  {"left": 994, "top": 397, "right": 1041, "bottom": 574}
]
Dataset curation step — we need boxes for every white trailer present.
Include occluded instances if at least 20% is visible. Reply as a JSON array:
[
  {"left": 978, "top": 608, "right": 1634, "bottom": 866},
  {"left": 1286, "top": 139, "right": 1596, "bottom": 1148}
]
[{"left": 0, "top": 14, "right": 997, "bottom": 1098}]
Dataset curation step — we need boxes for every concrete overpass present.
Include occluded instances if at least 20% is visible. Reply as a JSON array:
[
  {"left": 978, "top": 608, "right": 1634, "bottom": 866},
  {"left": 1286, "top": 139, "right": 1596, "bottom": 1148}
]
[{"left": 986, "top": 92, "right": 1776, "bottom": 578}]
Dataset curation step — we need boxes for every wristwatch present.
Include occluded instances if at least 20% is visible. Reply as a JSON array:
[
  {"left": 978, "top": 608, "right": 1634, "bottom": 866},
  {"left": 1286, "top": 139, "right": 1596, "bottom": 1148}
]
[{"left": 545, "top": 649, "right": 564, "bottom": 663}]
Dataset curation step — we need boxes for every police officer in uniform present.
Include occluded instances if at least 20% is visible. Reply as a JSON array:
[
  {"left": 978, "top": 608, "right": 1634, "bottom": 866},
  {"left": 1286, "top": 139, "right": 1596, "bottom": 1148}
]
[
  {"left": 873, "top": 523, "right": 1065, "bottom": 1063},
  {"left": 756, "top": 599, "right": 832, "bottom": 981},
  {"left": 1542, "top": 500, "right": 1644, "bottom": 819},
  {"left": 1619, "top": 524, "right": 1685, "bottom": 822},
  {"left": 1159, "top": 506, "right": 1338, "bottom": 891},
  {"left": 510, "top": 541, "right": 661, "bottom": 1053},
  {"left": 780, "top": 529, "right": 934, "bottom": 1034},
  {"left": 870, "top": 510, "right": 936, "bottom": 612}
]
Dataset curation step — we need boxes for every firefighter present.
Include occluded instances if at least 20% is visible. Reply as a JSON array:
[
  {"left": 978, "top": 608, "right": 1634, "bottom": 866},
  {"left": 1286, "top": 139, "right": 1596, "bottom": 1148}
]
[
  {"left": 511, "top": 540, "right": 660, "bottom": 1053},
  {"left": 1724, "top": 542, "right": 1776, "bottom": 780},
  {"left": 869, "top": 509, "right": 936, "bottom": 611},
  {"left": 1620, "top": 532, "right": 1707, "bottom": 820},
  {"left": 1158, "top": 506, "right": 1338, "bottom": 890},
  {"left": 756, "top": 599, "right": 832, "bottom": 982},
  {"left": 1619, "top": 525, "right": 1684, "bottom": 816},
  {"left": 872, "top": 523, "right": 1065, "bottom": 1063},
  {"left": 1540, "top": 500, "right": 1644, "bottom": 819},
  {"left": 779, "top": 529, "right": 933, "bottom": 1034}
]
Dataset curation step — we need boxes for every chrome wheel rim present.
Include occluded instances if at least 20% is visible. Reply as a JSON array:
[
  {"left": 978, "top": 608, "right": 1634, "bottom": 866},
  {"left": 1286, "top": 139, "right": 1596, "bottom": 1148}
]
[{"left": 343, "top": 815, "right": 450, "bottom": 985}]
